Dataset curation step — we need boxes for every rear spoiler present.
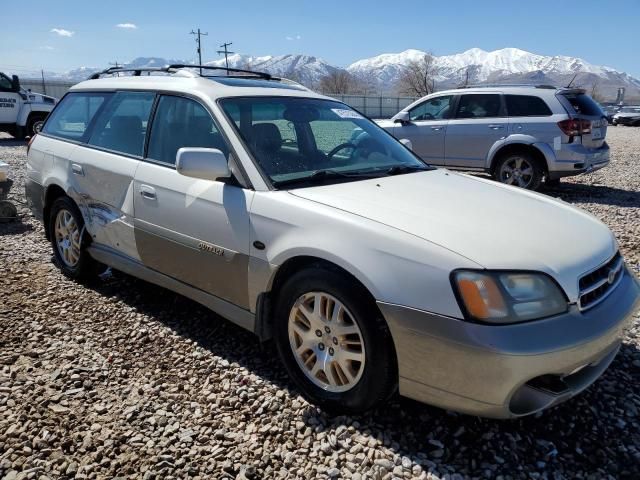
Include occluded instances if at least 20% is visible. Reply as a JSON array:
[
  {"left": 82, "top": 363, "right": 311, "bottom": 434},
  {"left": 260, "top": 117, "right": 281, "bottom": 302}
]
[{"left": 557, "top": 88, "right": 587, "bottom": 95}]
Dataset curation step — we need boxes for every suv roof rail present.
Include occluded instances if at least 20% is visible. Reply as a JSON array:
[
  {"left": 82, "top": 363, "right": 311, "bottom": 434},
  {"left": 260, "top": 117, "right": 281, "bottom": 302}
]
[
  {"left": 88, "top": 66, "right": 171, "bottom": 79},
  {"left": 457, "top": 83, "right": 558, "bottom": 90},
  {"left": 88, "top": 64, "right": 277, "bottom": 81},
  {"left": 167, "top": 64, "right": 277, "bottom": 80}
]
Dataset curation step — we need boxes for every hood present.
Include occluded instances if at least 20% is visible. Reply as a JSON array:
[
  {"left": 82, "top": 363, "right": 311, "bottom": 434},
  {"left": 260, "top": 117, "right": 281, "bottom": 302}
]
[
  {"left": 614, "top": 112, "right": 640, "bottom": 119},
  {"left": 290, "top": 169, "right": 616, "bottom": 301},
  {"left": 374, "top": 119, "right": 396, "bottom": 129}
]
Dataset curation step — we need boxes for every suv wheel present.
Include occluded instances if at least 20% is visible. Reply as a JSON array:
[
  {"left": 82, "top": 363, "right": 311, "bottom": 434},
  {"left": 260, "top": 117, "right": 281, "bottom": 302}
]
[
  {"left": 49, "top": 196, "right": 99, "bottom": 281},
  {"left": 494, "top": 152, "right": 543, "bottom": 190},
  {"left": 274, "top": 267, "right": 397, "bottom": 413}
]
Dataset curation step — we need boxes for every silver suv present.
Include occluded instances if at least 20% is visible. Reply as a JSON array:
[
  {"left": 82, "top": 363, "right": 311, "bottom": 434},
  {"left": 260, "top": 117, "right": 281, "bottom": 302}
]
[
  {"left": 25, "top": 66, "right": 639, "bottom": 417},
  {"left": 377, "top": 85, "right": 610, "bottom": 189}
]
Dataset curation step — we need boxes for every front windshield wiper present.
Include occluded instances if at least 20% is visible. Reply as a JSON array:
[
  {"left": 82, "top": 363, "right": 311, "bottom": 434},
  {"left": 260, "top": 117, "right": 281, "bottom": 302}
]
[
  {"left": 271, "top": 169, "right": 381, "bottom": 189},
  {"left": 385, "top": 164, "right": 432, "bottom": 176}
]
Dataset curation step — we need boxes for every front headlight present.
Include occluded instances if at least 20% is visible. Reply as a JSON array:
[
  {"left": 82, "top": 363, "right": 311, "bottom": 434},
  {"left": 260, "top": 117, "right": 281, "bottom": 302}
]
[{"left": 452, "top": 270, "right": 568, "bottom": 324}]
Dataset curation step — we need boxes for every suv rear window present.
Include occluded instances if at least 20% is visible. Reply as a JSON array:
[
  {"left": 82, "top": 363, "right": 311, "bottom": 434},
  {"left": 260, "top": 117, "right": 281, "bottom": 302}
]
[
  {"left": 561, "top": 93, "right": 603, "bottom": 116},
  {"left": 42, "top": 92, "right": 111, "bottom": 141},
  {"left": 505, "top": 95, "right": 552, "bottom": 117}
]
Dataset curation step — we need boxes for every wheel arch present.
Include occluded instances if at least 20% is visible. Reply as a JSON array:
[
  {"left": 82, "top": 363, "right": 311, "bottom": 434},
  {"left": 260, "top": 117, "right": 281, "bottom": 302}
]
[
  {"left": 43, "top": 184, "right": 67, "bottom": 240},
  {"left": 488, "top": 141, "right": 551, "bottom": 175},
  {"left": 255, "top": 254, "right": 385, "bottom": 342}
]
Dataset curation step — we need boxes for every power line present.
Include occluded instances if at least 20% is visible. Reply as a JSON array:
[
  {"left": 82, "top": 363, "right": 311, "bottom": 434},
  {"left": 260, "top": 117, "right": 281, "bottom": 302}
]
[
  {"left": 217, "top": 42, "right": 234, "bottom": 75},
  {"left": 190, "top": 28, "right": 208, "bottom": 74}
]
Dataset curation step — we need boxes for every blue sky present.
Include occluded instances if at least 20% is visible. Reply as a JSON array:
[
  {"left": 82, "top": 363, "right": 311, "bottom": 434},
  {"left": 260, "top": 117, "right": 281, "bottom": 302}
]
[{"left": 2, "top": 0, "right": 639, "bottom": 77}]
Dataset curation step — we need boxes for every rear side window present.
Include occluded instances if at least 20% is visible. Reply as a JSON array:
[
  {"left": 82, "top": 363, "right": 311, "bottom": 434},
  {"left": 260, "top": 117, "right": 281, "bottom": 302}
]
[
  {"left": 87, "top": 92, "right": 155, "bottom": 157},
  {"left": 562, "top": 93, "right": 603, "bottom": 116},
  {"left": 42, "top": 92, "right": 110, "bottom": 141},
  {"left": 456, "top": 94, "right": 502, "bottom": 119},
  {"left": 505, "top": 95, "right": 552, "bottom": 117},
  {"left": 147, "top": 95, "right": 229, "bottom": 165}
]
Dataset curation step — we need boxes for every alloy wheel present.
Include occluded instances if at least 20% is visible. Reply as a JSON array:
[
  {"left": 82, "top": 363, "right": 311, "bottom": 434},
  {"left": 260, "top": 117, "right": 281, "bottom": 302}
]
[
  {"left": 499, "top": 156, "right": 534, "bottom": 188},
  {"left": 288, "top": 291, "right": 365, "bottom": 392},
  {"left": 54, "top": 209, "right": 81, "bottom": 267}
]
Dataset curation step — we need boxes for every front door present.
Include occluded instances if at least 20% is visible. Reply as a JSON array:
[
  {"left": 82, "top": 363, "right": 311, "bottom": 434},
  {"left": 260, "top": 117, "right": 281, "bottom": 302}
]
[
  {"left": 392, "top": 95, "right": 453, "bottom": 165},
  {"left": 133, "top": 94, "right": 254, "bottom": 309},
  {"left": 444, "top": 93, "right": 508, "bottom": 168},
  {"left": 0, "top": 73, "right": 20, "bottom": 124}
]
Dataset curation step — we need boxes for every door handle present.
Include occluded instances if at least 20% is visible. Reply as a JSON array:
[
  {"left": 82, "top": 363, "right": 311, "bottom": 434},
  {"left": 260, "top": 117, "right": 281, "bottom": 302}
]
[
  {"left": 71, "top": 164, "right": 84, "bottom": 176},
  {"left": 139, "top": 185, "right": 156, "bottom": 200},
  {"left": 430, "top": 126, "right": 444, "bottom": 131},
  {"left": 488, "top": 124, "right": 505, "bottom": 130}
]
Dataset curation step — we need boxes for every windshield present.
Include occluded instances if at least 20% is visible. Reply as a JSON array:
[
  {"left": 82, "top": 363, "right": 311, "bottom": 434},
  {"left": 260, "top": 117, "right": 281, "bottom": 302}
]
[{"left": 219, "top": 97, "right": 428, "bottom": 187}]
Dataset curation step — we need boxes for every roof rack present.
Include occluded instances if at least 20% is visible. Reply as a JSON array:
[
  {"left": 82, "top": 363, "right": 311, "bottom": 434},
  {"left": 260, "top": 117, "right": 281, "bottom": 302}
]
[
  {"left": 88, "top": 64, "right": 277, "bottom": 81},
  {"left": 457, "top": 83, "right": 558, "bottom": 89},
  {"left": 167, "top": 64, "right": 277, "bottom": 80}
]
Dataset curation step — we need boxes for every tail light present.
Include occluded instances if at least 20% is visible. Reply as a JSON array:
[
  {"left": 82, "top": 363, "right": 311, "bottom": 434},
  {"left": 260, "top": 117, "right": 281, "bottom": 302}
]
[
  {"left": 557, "top": 119, "right": 591, "bottom": 138},
  {"left": 27, "top": 134, "right": 37, "bottom": 155}
]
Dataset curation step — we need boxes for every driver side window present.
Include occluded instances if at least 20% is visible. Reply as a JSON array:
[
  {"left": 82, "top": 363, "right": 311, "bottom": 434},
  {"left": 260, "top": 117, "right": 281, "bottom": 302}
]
[
  {"left": 0, "top": 74, "right": 13, "bottom": 92},
  {"left": 408, "top": 96, "right": 452, "bottom": 121}
]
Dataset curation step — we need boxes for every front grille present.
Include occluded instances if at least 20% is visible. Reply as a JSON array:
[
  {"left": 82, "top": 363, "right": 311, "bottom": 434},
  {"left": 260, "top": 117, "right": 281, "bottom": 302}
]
[{"left": 578, "top": 252, "right": 624, "bottom": 310}]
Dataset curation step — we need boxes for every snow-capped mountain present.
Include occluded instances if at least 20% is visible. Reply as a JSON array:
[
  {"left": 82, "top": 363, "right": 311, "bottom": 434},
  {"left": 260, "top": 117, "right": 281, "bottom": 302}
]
[
  {"left": 27, "top": 47, "right": 640, "bottom": 100},
  {"left": 205, "top": 53, "right": 340, "bottom": 86},
  {"left": 348, "top": 47, "right": 640, "bottom": 97}
]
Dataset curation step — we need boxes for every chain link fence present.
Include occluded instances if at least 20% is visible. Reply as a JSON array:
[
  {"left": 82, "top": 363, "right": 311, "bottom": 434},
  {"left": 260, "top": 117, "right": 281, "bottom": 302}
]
[{"left": 20, "top": 79, "right": 418, "bottom": 119}]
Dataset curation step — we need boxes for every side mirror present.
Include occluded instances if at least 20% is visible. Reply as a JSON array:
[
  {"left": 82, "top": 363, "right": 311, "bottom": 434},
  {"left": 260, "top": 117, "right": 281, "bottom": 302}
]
[
  {"left": 399, "top": 138, "right": 413, "bottom": 151},
  {"left": 393, "top": 111, "right": 411, "bottom": 124},
  {"left": 11, "top": 75, "right": 20, "bottom": 92},
  {"left": 176, "top": 148, "right": 230, "bottom": 181}
]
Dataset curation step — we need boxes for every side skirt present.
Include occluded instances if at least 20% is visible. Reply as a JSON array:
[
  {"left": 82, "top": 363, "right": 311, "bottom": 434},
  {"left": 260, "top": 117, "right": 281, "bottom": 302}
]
[{"left": 88, "top": 244, "right": 255, "bottom": 333}]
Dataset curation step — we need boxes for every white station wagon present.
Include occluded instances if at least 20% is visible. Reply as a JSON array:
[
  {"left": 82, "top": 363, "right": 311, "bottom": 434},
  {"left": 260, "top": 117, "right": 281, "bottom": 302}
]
[{"left": 26, "top": 65, "right": 640, "bottom": 418}]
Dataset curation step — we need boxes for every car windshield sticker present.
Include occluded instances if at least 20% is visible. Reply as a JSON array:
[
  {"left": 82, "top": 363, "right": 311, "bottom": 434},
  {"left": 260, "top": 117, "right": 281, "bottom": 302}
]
[{"left": 331, "top": 108, "right": 364, "bottom": 120}]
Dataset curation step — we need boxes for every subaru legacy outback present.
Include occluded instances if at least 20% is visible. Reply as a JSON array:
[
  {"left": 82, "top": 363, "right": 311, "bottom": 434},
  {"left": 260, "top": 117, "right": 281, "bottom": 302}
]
[
  {"left": 378, "top": 85, "right": 610, "bottom": 190},
  {"left": 26, "top": 66, "right": 639, "bottom": 418}
]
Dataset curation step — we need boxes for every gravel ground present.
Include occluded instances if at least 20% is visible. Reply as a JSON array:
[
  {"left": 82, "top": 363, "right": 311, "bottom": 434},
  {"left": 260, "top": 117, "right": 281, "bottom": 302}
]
[{"left": 1, "top": 128, "right": 639, "bottom": 480}]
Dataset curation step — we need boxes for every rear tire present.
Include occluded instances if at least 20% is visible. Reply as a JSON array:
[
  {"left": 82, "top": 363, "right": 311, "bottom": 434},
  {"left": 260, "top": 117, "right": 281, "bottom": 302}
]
[
  {"left": 494, "top": 151, "right": 543, "bottom": 190},
  {"left": 26, "top": 114, "right": 46, "bottom": 138},
  {"left": 274, "top": 266, "right": 397, "bottom": 414},
  {"left": 49, "top": 196, "right": 99, "bottom": 282}
]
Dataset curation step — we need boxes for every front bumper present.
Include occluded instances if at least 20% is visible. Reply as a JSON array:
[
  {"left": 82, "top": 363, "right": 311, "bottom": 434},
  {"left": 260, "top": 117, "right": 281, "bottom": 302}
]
[
  {"left": 379, "top": 267, "right": 640, "bottom": 418},
  {"left": 548, "top": 141, "right": 610, "bottom": 180}
]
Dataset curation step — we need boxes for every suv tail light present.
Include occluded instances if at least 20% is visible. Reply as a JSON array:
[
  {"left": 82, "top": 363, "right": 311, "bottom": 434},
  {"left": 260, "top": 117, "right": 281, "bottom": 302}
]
[
  {"left": 27, "top": 134, "right": 37, "bottom": 155},
  {"left": 557, "top": 119, "right": 591, "bottom": 137}
]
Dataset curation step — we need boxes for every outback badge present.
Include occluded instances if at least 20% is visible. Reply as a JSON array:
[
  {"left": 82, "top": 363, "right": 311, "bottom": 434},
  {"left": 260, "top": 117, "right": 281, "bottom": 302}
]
[{"left": 198, "top": 241, "right": 224, "bottom": 256}]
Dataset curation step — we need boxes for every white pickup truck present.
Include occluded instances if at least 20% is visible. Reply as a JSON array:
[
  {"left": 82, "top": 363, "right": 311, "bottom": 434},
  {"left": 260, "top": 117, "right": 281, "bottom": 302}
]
[{"left": 0, "top": 72, "right": 57, "bottom": 139}]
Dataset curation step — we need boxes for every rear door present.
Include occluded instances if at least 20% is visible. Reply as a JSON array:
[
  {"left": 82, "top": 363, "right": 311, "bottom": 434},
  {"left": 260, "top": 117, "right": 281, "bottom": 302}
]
[
  {"left": 557, "top": 91, "right": 608, "bottom": 148},
  {"left": 392, "top": 95, "right": 453, "bottom": 165},
  {"left": 505, "top": 94, "right": 555, "bottom": 139},
  {"left": 68, "top": 91, "right": 155, "bottom": 259},
  {"left": 133, "top": 94, "right": 253, "bottom": 310},
  {"left": 444, "top": 93, "right": 507, "bottom": 168}
]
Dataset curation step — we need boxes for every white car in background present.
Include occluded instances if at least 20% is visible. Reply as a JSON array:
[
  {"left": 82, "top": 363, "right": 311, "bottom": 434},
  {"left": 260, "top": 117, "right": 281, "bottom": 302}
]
[{"left": 612, "top": 106, "right": 640, "bottom": 126}]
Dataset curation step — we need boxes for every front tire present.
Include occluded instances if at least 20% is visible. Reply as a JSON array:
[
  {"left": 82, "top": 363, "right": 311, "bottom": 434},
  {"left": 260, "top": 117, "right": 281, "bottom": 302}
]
[
  {"left": 274, "top": 267, "right": 397, "bottom": 414},
  {"left": 49, "top": 196, "right": 99, "bottom": 282},
  {"left": 494, "top": 151, "right": 543, "bottom": 190}
]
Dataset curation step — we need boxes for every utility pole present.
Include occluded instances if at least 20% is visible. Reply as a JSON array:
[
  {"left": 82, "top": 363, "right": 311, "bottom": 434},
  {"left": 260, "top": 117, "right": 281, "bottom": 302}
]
[
  {"left": 41, "top": 69, "right": 46, "bottom": 95},
  {"left": 190, "top": 29, "right": 208, "bottom": 75},
  {"left": 217, "top": 42, "right": 234, "bottom": 75}
]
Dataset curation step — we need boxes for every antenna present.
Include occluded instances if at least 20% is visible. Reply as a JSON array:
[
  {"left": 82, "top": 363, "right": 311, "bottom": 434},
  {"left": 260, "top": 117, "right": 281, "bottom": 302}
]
[
  {"left": 190, "top": 28, "right": 209, "bottom": 75},
  {"left": 566, "top": 73, "right": 578, "bottom": 88},
  {"left": 217, "top": 42, "right": 235, "bottom": 75},
  {"left": 109, "top": 61, "right": 121, "bottom": 76}
]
